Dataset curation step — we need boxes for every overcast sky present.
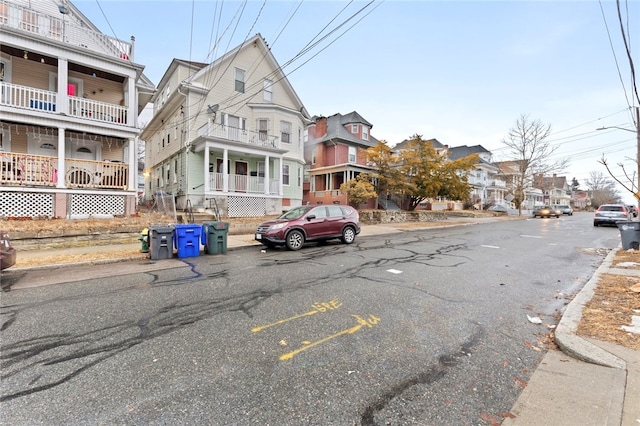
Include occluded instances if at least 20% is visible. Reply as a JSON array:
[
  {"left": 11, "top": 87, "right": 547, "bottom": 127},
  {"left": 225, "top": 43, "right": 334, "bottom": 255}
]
[{"left": 75, "top": 0, "right": 639, "bottom": 204}]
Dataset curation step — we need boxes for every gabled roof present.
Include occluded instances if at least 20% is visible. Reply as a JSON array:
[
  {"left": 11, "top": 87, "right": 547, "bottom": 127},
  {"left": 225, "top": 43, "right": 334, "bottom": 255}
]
[
  {"left": 542, "top": 175, "right": 568, "bottom": 189},
  {"left": 185, "top": 33, "right": 310, "bottom": 120},
  {"left": 495, "top": 160, "right": 525, "bottom": 175},
  {"left": 310, "top": 112, "right": 379, "bottom": 148},
  {"left": 392, "top": 138, "right": 446, "bottom": 152},
  {"left": 447, "top": 145, "right": 490, "bottom": 160}
]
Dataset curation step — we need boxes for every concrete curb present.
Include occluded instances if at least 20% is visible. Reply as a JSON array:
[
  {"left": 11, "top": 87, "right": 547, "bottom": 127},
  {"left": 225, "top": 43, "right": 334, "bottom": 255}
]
[{"left": 554, "top": 247, "right": 627, "bottom": 369}]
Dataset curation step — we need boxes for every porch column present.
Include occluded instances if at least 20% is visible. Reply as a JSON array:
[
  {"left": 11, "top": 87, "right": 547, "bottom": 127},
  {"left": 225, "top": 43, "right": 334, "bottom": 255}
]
[
  {"left": 204, "top": 145, "right": 210, "bottom": 192},
  {"left": 222, "top": 149, "right": 229, "bottom": 192},
  {"left": 56, "top": 127, "right": 66, "bottom": 189},
  {"left": 57, "top": 58, "right": 69, "bottom": 115},
  {"left": 264, "top": 155, "right": 270, "bottom": 195},
  {"left": 277, "top": 157, "right": 283, "bottom": 196},
  {"left": 127, "top": 138, "right": 135, "bottom": 190},
  {"left": 127, "top": 76, "right": 136, "bottom": 127}
]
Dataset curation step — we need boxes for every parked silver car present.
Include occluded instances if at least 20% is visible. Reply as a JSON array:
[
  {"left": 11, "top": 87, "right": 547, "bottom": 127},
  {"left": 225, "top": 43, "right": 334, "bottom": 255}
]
[
  {"left": 593, "top": 204, "right": 630, "bottom": 227},
  {"left": 553, "top": 204, "right": 573, "bottom": 215}
]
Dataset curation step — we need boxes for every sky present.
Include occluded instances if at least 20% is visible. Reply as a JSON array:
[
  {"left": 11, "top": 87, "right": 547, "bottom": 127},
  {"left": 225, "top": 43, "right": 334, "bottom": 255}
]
[{"left": 73, "top": 0, "right": 640, "bottom": 204}]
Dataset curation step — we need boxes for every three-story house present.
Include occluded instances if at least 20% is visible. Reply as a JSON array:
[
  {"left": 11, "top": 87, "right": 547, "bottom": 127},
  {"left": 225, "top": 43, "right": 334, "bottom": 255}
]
[
  {"left": 0, "top": 0, "right": 154, "bottom": 218},
  {"left": 140, "top": 34, "right": 310, "bottom": 218}
]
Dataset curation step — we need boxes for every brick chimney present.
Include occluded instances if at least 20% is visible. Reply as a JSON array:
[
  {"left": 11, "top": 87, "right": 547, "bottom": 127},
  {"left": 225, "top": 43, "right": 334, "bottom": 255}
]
[{"left": 316, "top": 116, "right": 327, "bottom": 138}]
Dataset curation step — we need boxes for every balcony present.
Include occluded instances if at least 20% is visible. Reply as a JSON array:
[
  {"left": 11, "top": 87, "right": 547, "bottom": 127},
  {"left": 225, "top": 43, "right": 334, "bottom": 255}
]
[
  {"left": 1, "top": 152, "right": 130, "bottom": 190},
  {"left": 1, "top": 82, "right": 129, "bottom": 126},
  {"left": 0, "top": 0, "right": 132, "bottom": 60},
  {"left": 208, "top": 172, "right": 279, "bottom": 195},
  {"left": 198, "top": 123, "right": 280, "bottom": 149}
]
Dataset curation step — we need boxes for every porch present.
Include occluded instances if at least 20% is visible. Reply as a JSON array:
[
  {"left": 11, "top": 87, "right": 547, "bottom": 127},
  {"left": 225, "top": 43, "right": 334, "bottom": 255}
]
[
  {"left": 208, "top": 172, "right": 279, "bottom": 195},
  {"left": 1, "top": 82, "right": 129, "bottom": 126},
  {"left": 1, "top": 152, "right": 130, "bottom": 189}
]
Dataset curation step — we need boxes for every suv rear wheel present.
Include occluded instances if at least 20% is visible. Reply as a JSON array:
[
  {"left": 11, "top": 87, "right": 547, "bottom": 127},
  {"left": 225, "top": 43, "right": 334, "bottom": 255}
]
[
  {"left": 285, "top": 230, "right": 305, "bottom": 251},
  {"left": 341, "top": 226, "right": 356, "bottom": 244}
]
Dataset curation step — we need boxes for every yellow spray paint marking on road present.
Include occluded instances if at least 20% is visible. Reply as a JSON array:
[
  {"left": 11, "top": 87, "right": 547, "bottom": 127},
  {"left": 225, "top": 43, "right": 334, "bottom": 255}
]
[
  {"left": 279, "top": 314, "right": 380, "bottom": 361},
  {"left": 251, "top": 299, "right": 342, "bottom": 333}
]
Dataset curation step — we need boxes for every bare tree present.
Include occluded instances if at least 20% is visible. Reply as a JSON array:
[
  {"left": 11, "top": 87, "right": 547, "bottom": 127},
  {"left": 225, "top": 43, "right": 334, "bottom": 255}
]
[
  {"left": 585, "top": 170, "right": 620, "bottom": 207},
  {"left": 502, "top": 114, "right": 568, "bottom": 214}
]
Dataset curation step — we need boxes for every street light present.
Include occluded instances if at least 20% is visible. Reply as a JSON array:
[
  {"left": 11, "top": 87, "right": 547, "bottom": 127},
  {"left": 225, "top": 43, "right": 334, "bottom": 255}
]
[{"left": 596, "top": 106, "right": 640, "bottom": 210}]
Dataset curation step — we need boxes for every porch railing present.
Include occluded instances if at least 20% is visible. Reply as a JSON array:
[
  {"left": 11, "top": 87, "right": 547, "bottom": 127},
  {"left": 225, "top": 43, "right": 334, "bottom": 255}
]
[
  {"left": 198, "top": 123, "right": 280, "bottom": 149},
  {"left": 0, "top": 82, "right": 129, "bottom": 126},
  {"left": 1, "top": 152, "right": 129, "bottom": 189},
  {"left": 208, "top": 172, "right": 279, "bottom": 194},
  {"left": 0, "top": 0, "right": 132, "bottom": 60}
]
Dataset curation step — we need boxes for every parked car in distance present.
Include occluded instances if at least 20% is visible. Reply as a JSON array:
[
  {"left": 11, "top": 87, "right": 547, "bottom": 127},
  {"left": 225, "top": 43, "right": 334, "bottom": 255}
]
[
  {"left": 593, "top": 204, "right": 630, "bottom": 227},
  {"left": 532, "top": 206, "right": 561, "bottom": 218},
  {"left": 0, "top": 230, "right": 17, "bottom": 271},
  {"left": 255, "top": 205, "right": 361, "bottom": 250},
  {"left": 626, "top": 205, "right": 638, "bottom": 218},
  {"left": 488, "top": 205, "right": 508, "bottom": 213},
  {"left": 552, "top": 204, "right": 573, "bottom": 215}
]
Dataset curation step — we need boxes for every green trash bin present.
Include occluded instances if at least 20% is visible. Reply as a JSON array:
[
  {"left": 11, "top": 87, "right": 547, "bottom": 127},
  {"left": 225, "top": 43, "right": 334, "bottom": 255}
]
[{"left": 202, "top": 221, "right": 230, "bottom": 255}]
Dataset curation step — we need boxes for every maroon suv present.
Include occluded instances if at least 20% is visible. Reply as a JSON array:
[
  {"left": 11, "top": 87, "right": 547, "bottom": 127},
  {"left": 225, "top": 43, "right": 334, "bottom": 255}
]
[{"left": 255, "top": 205, "right": 361, "bottom": 250}]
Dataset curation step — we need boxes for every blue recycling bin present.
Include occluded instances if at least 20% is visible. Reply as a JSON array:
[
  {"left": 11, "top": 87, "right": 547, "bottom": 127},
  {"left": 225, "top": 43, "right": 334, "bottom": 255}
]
[
  {"left": 174, "top": 224, "right": 202, "bottom": 258},
  {"left": 201, "top": 221, "right": 230, "bottom": 255},
  {"left": 149, "top": 226, "right": 174, "bottom": 260}
]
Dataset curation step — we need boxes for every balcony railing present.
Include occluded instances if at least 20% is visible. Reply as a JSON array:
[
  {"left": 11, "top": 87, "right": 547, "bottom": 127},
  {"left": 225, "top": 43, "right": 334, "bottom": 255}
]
[
  {"left": 1, "top": 152, "right": 129, "bottom": 190},
  {"left": 1, "top": 82, "right": 129, "bottom": 126},
  {"left": 198, "top": 123, "right": 280, "bottom": 149},
  {"left": 208, "top": 172, "right": 279, "bottom": 195},
  {"left": 0, "top": 0, "right": 132, "bottom": 60}
]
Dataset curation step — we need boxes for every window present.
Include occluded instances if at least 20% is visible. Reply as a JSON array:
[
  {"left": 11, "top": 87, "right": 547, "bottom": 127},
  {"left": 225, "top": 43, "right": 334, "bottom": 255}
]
[
  {"left": 174, "top": 159, "right": 178, "bottom": 183},
  {"left": 263, "top": 79, "right": 272, "bottom": 101},
  {"left": 327, "top": 206, "right": 343, "bottom": 217},
  {"left": 282, "top": 164, "right": 290, "bottom": 186},
  {"left": 0, "top": 127, "right": 9, "bottom": 151},
  {"left": 0, "top": 3, "right": 8, "bottom": 24},
  {"left": 312, "top": 148, "right": 316, "bottom": 165},
  {"left": 351, "top": 124, "right": 359, "bottom": 134},
  {"left": 258, "top": 119, "right": 268, "bottom": 141},
  {"left": 235, "top": 68, "right": 245, "bottom": 93},
  {"left": 257, "top": 162, "right": 265, "bottom": 182},
  {"left": 22, "top": 10, "right": 38, "bottom": 32},
  {"left": 362, "top": 126, "right": 369, "bottom": 141},
  {"left": 312, "top": 206, "right": 327, "bottom": 219},
  {"left": 280, "top": 121, "right": 291, "bottom": 144},
  {"left": 167, "top": 133, "right": 170, "bottom": 145},
  {"left": 49, "top": 17, "right": 62, "bottom": 40},
  {"left": 348, "top": 146, "right": 356, "bottom": 163}
]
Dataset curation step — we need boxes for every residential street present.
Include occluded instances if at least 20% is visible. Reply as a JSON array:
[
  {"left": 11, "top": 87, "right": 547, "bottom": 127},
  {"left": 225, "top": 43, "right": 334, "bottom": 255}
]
[{"left": 0, "top": 214, "right": 622, "bottom": 424}]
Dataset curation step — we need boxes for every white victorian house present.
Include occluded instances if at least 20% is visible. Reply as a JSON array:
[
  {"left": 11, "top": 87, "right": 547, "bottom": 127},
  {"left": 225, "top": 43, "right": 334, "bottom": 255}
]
[
  {"left": 141, "top": 34, "right": 310, "bottom": 218},
  {"left": 0, "top": 0, "right": 154, "bottom": 218}
]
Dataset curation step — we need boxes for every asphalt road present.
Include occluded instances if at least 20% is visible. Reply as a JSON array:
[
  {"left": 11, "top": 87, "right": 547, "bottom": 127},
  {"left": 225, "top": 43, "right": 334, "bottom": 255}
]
[{"left": 0, "top": 213, "right": 621, "bottom": 425}]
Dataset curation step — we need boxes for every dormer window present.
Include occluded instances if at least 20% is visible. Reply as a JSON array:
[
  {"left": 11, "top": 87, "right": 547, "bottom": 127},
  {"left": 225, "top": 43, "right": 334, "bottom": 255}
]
[
  {"left": 351, "top": 124, "right": 359, "bottom": 134},
  {"left": 362, "top": 126, "right": 369, "bottom": 141}
]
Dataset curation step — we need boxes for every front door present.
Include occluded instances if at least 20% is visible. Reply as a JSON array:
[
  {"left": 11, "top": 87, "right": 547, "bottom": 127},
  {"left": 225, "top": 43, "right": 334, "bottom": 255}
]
[{"left": 235, "top": 161, "right": 247, "bottom": 192}]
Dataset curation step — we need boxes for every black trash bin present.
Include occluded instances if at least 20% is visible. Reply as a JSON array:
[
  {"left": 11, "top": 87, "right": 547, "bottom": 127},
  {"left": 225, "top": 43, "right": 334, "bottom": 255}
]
[
  {"left": 149, "top": 225, "right": 175, "bottom": 260},
  {"left": 617, "top": 221, "right": 640, "bottom": 250},
  {"left": 201, "top": 221, "right": 230, "bottom": 255}
]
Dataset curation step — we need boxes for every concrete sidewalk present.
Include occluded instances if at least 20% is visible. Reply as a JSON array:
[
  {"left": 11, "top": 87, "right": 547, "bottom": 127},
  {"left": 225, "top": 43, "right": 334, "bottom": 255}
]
[{"left": 3, "top": 216, "right": 639, "bottom": 425}]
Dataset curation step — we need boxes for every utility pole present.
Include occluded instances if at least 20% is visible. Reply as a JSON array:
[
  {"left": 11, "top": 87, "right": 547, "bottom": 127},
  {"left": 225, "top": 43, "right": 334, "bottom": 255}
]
[{"left": 636, "top": 106, "right": 640, "bottom": 213}]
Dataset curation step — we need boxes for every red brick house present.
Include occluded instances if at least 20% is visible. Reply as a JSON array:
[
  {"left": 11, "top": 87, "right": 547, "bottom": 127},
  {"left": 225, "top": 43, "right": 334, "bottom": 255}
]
[{"left": 303, "top": 112, "right": 379, "bottom": 207}]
